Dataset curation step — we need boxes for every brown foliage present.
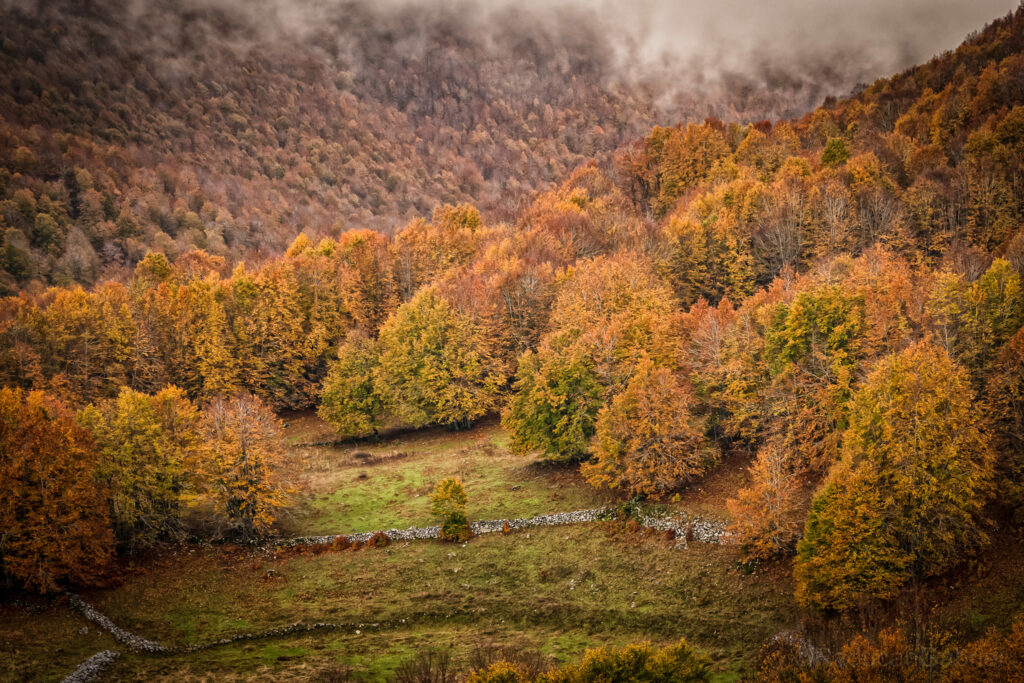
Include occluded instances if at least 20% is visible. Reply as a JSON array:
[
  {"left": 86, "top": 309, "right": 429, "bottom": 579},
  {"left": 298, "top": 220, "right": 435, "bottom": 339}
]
[{"left": 0, "top": 387, "right": 114, "bottom": 592}]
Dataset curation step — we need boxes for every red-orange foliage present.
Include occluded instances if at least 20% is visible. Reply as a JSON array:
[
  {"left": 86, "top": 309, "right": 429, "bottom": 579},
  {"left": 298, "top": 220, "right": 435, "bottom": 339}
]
[{"left": 0, "top": 387, "right": 114, "bottom": 592}]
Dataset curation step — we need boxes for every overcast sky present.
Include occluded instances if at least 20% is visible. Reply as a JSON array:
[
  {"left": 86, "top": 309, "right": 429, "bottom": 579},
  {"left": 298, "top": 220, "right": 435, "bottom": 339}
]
[{"left": 250, "top": 0, "right": 1022, "bottom": 87}]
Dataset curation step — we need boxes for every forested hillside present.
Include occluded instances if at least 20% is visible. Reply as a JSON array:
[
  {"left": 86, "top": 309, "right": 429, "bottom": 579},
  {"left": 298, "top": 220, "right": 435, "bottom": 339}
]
[
  {"left": 1, "top": 0, "right": 1002, "bottom": 294},
  {"left": 0, "top": 0, "right": 890, "bottom": 295},
  {"left": 3, "top": 1, "right": 1024, "bottom": 680}
]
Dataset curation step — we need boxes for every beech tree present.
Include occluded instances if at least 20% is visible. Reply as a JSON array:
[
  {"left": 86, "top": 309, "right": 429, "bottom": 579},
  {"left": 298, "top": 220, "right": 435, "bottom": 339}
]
[
  {"left": 336, "top": 229, "right": 398, "bottom": 333},
  {"left": 795, "top": 343, "right": 994, "bottom": 611},
  {"left": 763, "top": 284, "right": 866, "bottom": 472},
  {"left": 318, "top": 330, "right": 386, "bottom": 439},
  {"left": 77, "top": 386, "right": 200, "bottom": 551},
  {"left": 375, "top": 286, "right": 505, "bottom": 429},
  {"left": 987, "top": 327, "right": 1024, "bottom": 521},
  {"left": 927, "top": 259, "right": 1024, "bottom": 384},
  {"left": 503, "top": 254, "right": 679, "bottom": 462},
  {"left": 0, "top": 387, "right": 114, "bottom": 592},
  {"left": 583, "top": 359, "right": 717, "bottom": 495},
  {"left": 201, "top": 394, "right": 288, "bottom": 539},
  {"left": 391, "top": 204, "right": 484, "bottom": 300},
  {"left": 727, "top": 443, "right": 804, "bottom": 561},
  {"left": 503, "top": 348, "right": 604, "bottom": 462}
]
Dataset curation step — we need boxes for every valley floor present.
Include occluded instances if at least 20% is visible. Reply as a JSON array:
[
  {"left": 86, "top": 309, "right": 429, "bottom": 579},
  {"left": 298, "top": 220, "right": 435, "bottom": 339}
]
[{"left": 4, "top": 417, "right": 1024, "bottom": 681}]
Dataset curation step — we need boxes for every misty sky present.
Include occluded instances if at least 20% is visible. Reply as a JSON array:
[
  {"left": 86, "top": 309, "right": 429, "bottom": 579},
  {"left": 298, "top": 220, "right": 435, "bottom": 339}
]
[
  {"left": 520, "top": 0, "right": 1023, "bottom": 80},
  {"left": 251, "top": 0, "right": 1022, "bottom": 95},
  {"left": 10, "top": 0, "right": 1018, "bottom": 115}
]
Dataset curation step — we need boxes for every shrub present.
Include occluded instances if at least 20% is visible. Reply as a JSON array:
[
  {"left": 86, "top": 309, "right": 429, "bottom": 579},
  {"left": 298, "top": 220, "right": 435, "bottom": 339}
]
[
  {"left": 366, "top": 531, "right": 390, "bottom": 548},
  {"left": 465, "top": 661, "right": 533, "bottom": 683},
  {"left": 393, "top": 649, "right": 456, "bottom": 683},
  {"left": 468, "top": 639, "right": 710, "bottom": 682},
  {"left": 430, "top": 478, "right": 472, "bottom": 542}
]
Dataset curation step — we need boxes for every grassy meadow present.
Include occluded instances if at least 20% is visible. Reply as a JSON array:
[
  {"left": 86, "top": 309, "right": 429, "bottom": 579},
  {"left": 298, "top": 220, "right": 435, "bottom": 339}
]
[{"left": 5, "top": 416, "right": 1024, "bottom": 681}]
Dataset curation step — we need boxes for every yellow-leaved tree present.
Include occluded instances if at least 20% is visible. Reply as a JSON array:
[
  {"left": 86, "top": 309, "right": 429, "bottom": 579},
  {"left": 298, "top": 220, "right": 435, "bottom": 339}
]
[
  {"left": 375, "top": 286, "right": 505, "bottom": 430},
  {"left": 77, "top": 386, "right": 200, "bottom": 551},
  {"left": 318, "top": 329, "right": 386, "bottom": 439},
  {"left": 430, "top": 478, "right": 471, "bottom": 542},
  {"left": 503, "top": 253, "right": 679, "bottom": 463},
  {"left": 582, "top": 358, "right": 717, "bottom": 495},
  {"left": 200, "top": 394, "right": 288, "bottom": 539},
  {"left": 795, "top": 342, "right": 995, "bottom": 611}
]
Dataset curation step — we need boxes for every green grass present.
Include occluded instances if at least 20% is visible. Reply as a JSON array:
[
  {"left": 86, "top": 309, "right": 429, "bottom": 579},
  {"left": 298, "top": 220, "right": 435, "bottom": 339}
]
[
  {"left": 78, "top": 524, "right": 796, "bottom": 680},
  {"left": 0, "top": 601, "right": 120, "bottom": 682},
  {"left": 291, "top": 422, "right": 612, "bottom": 535},
  {"left": 8, "top": 418, "right": 1024, "bottom": 681}
]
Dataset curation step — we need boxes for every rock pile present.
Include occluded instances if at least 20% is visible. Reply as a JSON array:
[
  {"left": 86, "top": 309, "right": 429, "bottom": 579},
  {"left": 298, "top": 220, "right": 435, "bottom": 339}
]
[
  {"left": 470, "top": 508, "right": 608, "bottom": 534},
  {"left": 635, "top": 511, "right": 732, "bottom": 545}
]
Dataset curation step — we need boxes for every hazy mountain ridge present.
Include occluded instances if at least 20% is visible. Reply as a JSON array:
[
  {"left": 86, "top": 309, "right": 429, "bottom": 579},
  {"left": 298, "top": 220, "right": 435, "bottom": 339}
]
[{"left": 1, "top": 0, "right": 1011, "bottom": 292}]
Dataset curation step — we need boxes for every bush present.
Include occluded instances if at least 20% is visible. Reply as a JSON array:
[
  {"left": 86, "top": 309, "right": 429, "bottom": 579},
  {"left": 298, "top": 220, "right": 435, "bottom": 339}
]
[
  {"left": 393, "top": 649, "right": 456, "bottom": 683},
  {"left": 430, "top": 478, "right": 472, "bottom": 542},
  {"left": 468, "top": 639, "right": 710, "bottom": 682},
  {"left": 366, "top": 531, "right": 390, "bottom": 548}
]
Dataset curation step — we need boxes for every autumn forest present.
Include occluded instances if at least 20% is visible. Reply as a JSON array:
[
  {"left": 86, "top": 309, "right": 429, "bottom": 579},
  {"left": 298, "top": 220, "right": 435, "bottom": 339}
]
[{"left": 4, "top": 0, "right": 1024, "bottom": 681}]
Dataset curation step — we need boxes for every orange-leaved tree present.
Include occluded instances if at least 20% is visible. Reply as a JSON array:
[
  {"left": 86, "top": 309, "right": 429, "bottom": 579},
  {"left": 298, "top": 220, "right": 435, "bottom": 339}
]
[
  {"left": 0, "top": 387, "right": 114, "bottom": 592},
  {"left": 726, "top": 442, "right": 805, "bottom": 561},
  {"left": 582, "top": 358, "right": 717, "bottom": 496},
  {"left": 795, "top": 342, "right": 994, "bottom": 611},
  {"left": 503, "top": 253, "right": 679, "bottom": 462}
]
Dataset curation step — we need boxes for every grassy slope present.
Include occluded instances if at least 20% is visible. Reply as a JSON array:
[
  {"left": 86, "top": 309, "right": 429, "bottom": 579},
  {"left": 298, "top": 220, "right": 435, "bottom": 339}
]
[
  {"left": 0, "top": 602, "right": 120, "bottom": 682},
  {"left": 90, "top": 526, "right": 796, "bottom": 681},
  {"left": 282, "top": 417, "right": 614, "bottom": 535},
  {"left": 7, "top": 418, "right": 1024, "bottom": 681}
]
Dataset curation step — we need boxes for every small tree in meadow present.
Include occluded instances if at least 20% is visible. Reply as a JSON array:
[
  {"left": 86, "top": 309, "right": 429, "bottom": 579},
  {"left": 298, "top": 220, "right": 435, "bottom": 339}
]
[{"left": 430, "top": 478, "right": 471, "bottom": 542}]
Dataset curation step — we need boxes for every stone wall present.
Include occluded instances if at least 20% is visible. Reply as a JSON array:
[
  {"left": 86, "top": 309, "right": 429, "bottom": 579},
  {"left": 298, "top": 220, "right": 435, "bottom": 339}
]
[
  {"left": 281, "top": 507, "right": 729, "bottom": 548},
  {"left": 61, "top": 650, "right": 119, "bottom": 683},
  {"left": 62, "top": 506, "right": 732, "bottom": 680}
]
